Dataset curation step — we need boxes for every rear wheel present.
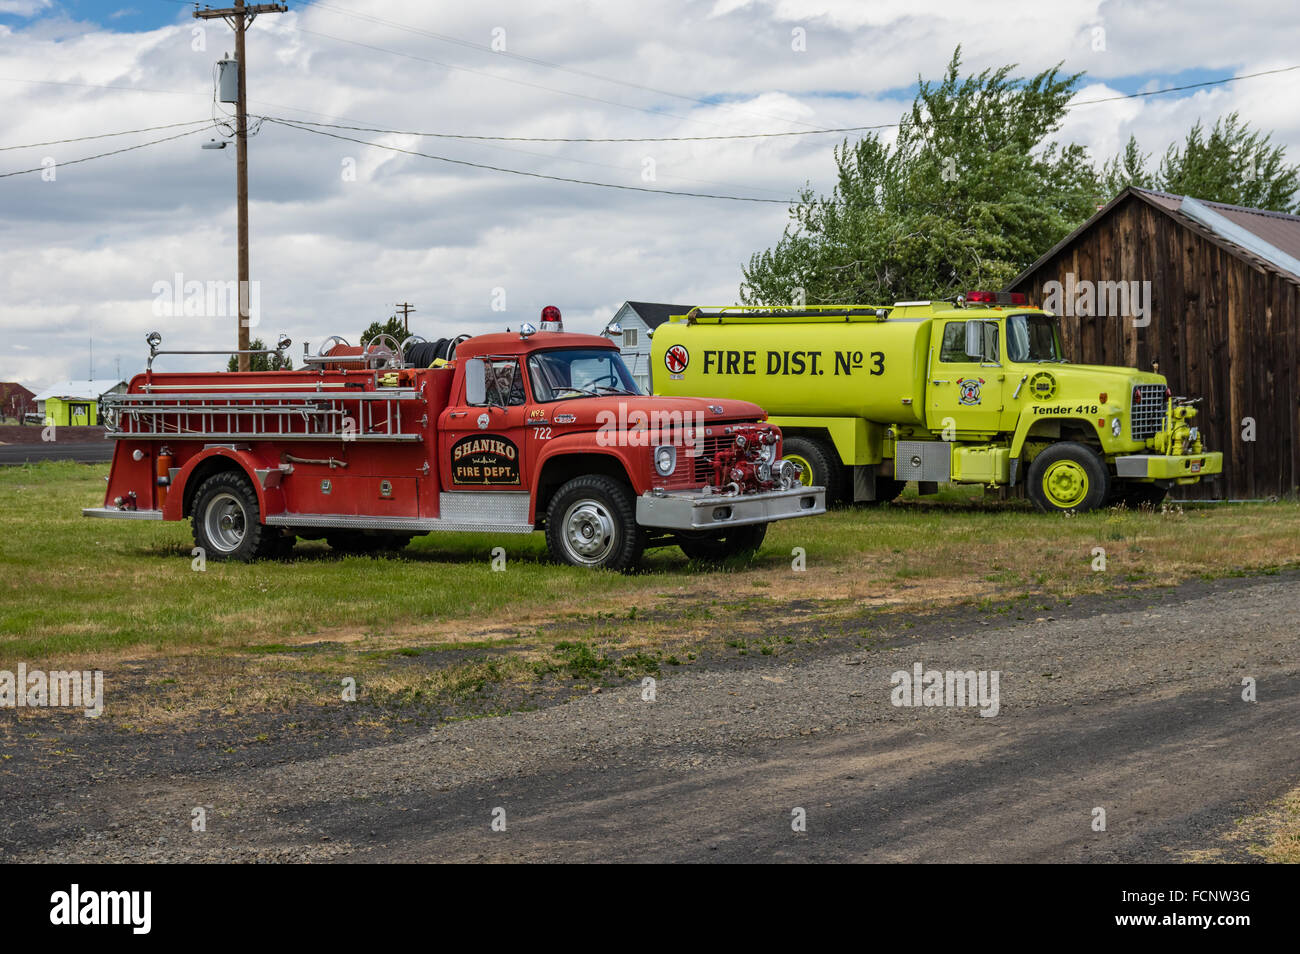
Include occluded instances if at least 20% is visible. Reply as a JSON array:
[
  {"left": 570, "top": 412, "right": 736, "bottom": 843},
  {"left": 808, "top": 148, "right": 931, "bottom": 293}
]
[
  {"left": 678, "top": 523, "right": 768, "bottom": 561},
  {"left": 781, "top": 436, "right": 842, "bottom": 504},
  {"left": 191, "top": 470, "right": 279, "bottom": 562},
  {"left": 545, "top": 475, "right": 645, "bottom": 571},
  {"left": 1026, "top": 442, "right": 1109, "bottom": 514}
]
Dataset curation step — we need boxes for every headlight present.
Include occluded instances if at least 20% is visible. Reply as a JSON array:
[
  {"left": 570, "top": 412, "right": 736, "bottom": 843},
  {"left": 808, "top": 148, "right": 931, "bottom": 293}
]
[{"left": 654, "top": 445, "right": 677, "bottom": 476}]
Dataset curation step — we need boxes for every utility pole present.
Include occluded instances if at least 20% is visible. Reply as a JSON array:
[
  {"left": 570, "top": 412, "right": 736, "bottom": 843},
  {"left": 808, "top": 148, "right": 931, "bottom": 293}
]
[
  {"left": 395, "top": 302, "right": 416, "bottom": 336},
  {"left": 194, "top": 1, "right": 288, "bottom": 371}
]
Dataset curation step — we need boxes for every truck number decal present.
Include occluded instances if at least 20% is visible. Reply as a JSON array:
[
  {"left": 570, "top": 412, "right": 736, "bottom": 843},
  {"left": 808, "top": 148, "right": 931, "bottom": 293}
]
[
  {"left": 450, "top": 435, "right": 521, "bottom": 485},
  {"left": 532, "top": 426, "right": 552, "bottom": 441},
  {"left": 832, "top": 350, "right": 885, "bottom": 376}
]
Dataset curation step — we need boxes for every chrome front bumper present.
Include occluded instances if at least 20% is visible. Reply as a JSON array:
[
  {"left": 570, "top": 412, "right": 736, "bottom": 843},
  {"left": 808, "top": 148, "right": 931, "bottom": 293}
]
[{"left": 636, "top": 486, "right": 825, "bottom": 531}]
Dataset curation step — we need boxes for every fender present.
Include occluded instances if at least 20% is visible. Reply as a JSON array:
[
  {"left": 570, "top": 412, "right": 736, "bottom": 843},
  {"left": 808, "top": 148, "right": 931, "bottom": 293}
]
[
  {"left": 1010, "top": 411, "right": 1104, "bottom": 459},
  {"left": 163, "top": 446, "right": 286, "bottom": 521},
  {"left": 530, "top": 432, "right": 642, "bottom": 522}
]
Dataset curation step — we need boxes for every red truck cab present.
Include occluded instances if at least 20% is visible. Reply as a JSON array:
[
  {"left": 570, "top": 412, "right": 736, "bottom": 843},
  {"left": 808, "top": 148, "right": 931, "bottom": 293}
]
[{"left": 85, "top": 326, "right": 824, "bottom": 570}]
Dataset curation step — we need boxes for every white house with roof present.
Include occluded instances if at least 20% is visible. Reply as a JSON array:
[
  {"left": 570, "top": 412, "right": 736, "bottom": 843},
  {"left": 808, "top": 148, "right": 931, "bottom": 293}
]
[{"left": 607, "top": 301, "right": 695, "bottom": 393}]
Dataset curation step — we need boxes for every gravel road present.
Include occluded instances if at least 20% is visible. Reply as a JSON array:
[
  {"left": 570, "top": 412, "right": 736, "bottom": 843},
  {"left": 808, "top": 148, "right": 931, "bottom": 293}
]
[{"left": 2, "top": 571, "right": 1297, "bottom": 862}]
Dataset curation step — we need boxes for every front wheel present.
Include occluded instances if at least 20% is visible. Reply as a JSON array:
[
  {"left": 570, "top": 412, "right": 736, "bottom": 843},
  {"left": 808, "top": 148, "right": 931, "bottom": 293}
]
[
  {"left": 781, "top": 436, "right": 842, "bottom": 503},
  {"left": 545, "top": 475, "right": 645, "bottom": 571},
  {"left": 1026, "top": 442, "right": 1110, "bottom": 514},
  {"left": 678, "top": 523, "right": 768, "bottom": 562}
]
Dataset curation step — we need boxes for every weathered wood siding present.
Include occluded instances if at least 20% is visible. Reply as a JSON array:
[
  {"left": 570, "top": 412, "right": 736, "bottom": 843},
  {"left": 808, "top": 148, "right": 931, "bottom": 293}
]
[{"left": 1010, "top": 195, "right": 1300, "bottom": 499}]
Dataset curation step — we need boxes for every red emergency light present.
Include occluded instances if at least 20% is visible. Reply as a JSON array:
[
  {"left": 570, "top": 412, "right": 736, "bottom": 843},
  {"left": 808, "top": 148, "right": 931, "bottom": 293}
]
[{"left": 965, "top": 291, "right": 1028, "bottom": 305}]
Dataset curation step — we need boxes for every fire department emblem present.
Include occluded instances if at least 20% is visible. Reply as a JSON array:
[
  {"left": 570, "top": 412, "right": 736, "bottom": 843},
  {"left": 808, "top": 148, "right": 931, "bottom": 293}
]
[
  {"left": 664, "top": 345, "right": 689, "bottom": 374},
  {"left": 451, "top": 435, "right": 520, "bottom": 486},
  {"left": 956, "top": 377, "right": 985, "bottom": 405}
]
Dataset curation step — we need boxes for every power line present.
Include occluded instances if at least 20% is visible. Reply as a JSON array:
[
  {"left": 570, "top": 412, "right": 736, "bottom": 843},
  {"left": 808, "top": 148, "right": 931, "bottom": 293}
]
[
  {"left": 1068, "top": 63, "right": 1300, "bottom": 107},
  {"left": 262, "top": 117, "right": 789, "bottom": 203},
  {"left": 253, "top": 63, "right": 1300, "bottom": 145},
  {"left": 253, "top": 115, "right": 892, "bottom": 143},
  {"left": 296, "top": 0, "right": 843, "bottom": 132},
  {"left": 0, "top": 124, "right": 217, "bottom": 179},
  {"left": 292, "top": 26, "right": 799, "bottom": 139},
  {"left": 0, "top": 118, "right": 214, "bottom": 152}
]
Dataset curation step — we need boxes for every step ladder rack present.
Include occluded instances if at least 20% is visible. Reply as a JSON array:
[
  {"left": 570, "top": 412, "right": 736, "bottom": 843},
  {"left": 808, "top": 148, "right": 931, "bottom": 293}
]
[{"left": 103, "top": 331, "right": 426, "bottom": 442}]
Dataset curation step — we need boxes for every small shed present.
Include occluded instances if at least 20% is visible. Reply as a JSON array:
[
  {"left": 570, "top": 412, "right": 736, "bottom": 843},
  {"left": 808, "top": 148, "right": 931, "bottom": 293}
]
[
  {"left": 1008, "top": 186, "right": 1300, "bottom": 499},
  {"left": 31, "top": 380, "right": 127, "bottom": 427}
]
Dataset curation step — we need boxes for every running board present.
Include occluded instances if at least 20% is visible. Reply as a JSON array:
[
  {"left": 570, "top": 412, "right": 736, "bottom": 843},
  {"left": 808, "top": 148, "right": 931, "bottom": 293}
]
[{"left": 263, "top": 512, "right": 535, "bottom": 534}]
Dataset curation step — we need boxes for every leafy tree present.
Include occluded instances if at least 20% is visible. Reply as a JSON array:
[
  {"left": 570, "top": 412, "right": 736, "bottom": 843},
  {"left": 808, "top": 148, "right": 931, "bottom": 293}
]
[
  {"left": 742, "top": 48, "right": 1102, "bottom": 305},
  {"left": 1102, "top": 113, "right": 1299, "bottom": 212},
  {"left": 360, "top": 316, "right": 409, "bottom": 347},
  {"left": 227, "top": 338, "right": 293, "bottom": 371}
]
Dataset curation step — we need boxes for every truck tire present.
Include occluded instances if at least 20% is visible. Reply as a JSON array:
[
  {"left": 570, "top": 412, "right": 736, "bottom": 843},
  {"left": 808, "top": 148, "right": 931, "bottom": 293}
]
[
  {"left": 327, "top": 532, "right": 412, "bottom": 555},
  {"left": 545, "top": 475, "right": 645, "bottom": 571},
  {"left": 1026, "top": 442, "right": 1110, "bottom": 514},
  {"left": 781, "top": 436, "right": 842, "bottom": 504},
  {"left": 678, "top": 523, "right": 767, "bottom": 562},
  {"left": 191, "top": 470, "right": 279, "bottom": 562}
]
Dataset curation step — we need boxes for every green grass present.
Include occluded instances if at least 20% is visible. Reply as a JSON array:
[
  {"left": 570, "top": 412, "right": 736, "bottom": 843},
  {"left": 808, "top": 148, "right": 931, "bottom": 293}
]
[{"left": 2, "top": 461, "right": 1299, "bottom": 663}]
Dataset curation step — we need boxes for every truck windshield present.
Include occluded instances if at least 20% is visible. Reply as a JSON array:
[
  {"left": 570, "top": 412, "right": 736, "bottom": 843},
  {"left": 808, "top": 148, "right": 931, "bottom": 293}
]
[
  {"left": 528, "top": 348, "right": 643, "bottom": 401},
  {"left": 1006, "top": 314, "right": 1065, "bottom": 363}
]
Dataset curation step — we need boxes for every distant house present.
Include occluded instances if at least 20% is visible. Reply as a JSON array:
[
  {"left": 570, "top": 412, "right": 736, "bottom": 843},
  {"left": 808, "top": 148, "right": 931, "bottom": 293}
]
[
  {"left": 1009, "top": 186, "right": 1300, "bottom": 499},
  {"left": 0, "top": 382, "right": 36, "bottom": 422},
  {"left": 608, "top": 301, "right": 695, "bottom": 393},
  {"left": 30, "top": 380, "right": 127, "bottom": 427}
]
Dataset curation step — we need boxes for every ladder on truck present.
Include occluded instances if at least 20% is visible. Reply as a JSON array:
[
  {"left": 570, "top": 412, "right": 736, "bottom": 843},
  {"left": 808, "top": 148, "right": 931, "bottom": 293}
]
[
  {"left": 101, "top": 331, "right": 427, "bottom": 443},
  {"left": 100, "top": 387, "right": 424, "bottom": 442}
]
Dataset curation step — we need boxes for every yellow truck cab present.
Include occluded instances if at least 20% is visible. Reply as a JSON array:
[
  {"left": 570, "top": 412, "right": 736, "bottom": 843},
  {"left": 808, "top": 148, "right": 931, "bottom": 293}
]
[{"left": 651, "top": 293, "right": 1222, "bottom": 513}]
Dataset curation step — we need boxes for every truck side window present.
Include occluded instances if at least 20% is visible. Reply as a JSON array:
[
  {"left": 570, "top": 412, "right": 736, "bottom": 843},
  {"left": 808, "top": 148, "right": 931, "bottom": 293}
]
[
  {"left": 481, "top": 358, "right": 526, "bottom": 407},
  {"left": 939, "top": 322, "right": 968, "bottom": 362},
  {"left": 939, "top": 321, "right": 999, "bottom": 363}
]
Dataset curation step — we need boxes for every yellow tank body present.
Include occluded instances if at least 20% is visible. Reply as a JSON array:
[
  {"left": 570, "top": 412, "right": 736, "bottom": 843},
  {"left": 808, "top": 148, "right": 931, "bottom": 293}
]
[{"left": 651, "top": 310, "right": 931, "bottom": 428}]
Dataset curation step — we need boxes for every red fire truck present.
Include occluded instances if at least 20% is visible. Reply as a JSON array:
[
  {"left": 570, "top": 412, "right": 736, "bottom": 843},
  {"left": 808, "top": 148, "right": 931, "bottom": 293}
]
[{"left": 84, "top": 320, "right": 823, "bottom": 570}]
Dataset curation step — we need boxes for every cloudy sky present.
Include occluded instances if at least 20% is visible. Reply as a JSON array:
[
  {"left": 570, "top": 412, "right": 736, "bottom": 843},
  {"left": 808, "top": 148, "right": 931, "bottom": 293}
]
[{"left": 1, "top": 0, "right": 1297, "bottom": 389}]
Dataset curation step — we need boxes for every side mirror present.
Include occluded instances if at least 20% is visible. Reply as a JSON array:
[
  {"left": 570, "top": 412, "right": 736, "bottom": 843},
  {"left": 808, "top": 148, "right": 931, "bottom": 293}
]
[
  {"left": 464, "top": 357, "right": 487, "bottom": 405},
  {"left": 965, "top": 320, "right": 984, "bottom": 360}
]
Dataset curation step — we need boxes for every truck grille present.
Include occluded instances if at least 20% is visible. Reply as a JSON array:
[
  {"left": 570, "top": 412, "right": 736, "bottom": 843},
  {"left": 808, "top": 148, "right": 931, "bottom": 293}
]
[
  {"left": 1130, "top": 385, "right": 1167, "bottom": 440},
  {"left": 658, "top": 429, "right": 748, "bottom": 487}
]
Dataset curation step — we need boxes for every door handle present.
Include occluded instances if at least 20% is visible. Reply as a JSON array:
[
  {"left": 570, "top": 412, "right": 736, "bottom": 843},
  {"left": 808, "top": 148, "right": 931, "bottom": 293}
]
[
  {"left": 449, "top": 411, "right": 467, "bottom": 418},
  {"left": 931, "top": 379, "right": 948, "bottom": 385}
]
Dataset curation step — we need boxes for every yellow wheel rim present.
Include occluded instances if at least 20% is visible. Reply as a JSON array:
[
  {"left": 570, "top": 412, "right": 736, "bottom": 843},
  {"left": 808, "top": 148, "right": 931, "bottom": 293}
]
[
  {"left": 785, "top": 453, "right": 815, "bottom": 487},
  {"left": 1042, "top": 460, "right": 1089, "bottom": 509}
]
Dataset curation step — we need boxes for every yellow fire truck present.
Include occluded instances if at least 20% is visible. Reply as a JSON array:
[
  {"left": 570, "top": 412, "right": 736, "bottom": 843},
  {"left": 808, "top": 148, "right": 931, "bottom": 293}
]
[{"left": 651, "top": 292, "right": 1221, "bottom": 513}]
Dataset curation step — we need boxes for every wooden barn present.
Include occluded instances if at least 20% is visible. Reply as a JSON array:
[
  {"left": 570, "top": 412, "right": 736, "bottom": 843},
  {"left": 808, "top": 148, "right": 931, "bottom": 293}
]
[{"left": 1008, "top": 186, "right": 1300, "bottom": 500}]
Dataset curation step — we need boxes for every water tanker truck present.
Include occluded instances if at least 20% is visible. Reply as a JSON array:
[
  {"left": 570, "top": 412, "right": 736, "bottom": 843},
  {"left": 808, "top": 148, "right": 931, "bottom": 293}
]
[{"left": 651, "top": 293, "right": 1221, "bottom": 513}]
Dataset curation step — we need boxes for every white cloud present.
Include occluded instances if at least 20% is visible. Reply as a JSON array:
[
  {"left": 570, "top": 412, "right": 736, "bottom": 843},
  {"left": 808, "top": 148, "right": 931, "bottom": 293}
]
[{"left": 0, "top": 0, "right": 1296, "bottom": 389}]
